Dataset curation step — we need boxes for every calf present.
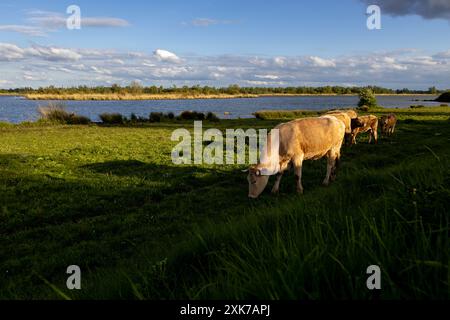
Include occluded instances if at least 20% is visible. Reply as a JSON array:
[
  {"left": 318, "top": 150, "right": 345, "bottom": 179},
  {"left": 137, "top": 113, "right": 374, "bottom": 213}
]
[
  {"left": 351, "top": 115, "right": 378, "bottom": 144},
  {"left": 380, "top": 113, "right": 397, "bottom": 136}
]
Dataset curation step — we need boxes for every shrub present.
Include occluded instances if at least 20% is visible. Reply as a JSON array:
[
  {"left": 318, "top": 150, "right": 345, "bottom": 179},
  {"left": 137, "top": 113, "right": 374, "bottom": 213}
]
[
  {"left": 38, "top": 102, "right": 91, "bottom": 124},
  {"left": 178, "top": 111, "right": 206, "bottom": 120},
  {"left": 149, "top": 112, "right": 163, "bottom": 123},
  {"left": 440, "top": 104, "right": 448, "bottom": 107},
  {"left": 167, "top": 112, "right": 175, "bottom": 120},
  {"left": 357, "top": 88, "right": 378, "bottom": 110},
  {"left": 435, "top": 91, "right": 450, "bottom": 103},
  {"left": 206, "top": 112, "right": 220, "bottom": 122},
  {"left": 69, "top": 115, "right": 91, "bottom": 125},
  {"left": 99, "top": 113, "right": 125, "bottom": 124},
  {"left": 410, "top": 105, "right": 425, "bottom": 109},
  {"left": 130, "top": 113, "right": 138, "bottom": 122}
]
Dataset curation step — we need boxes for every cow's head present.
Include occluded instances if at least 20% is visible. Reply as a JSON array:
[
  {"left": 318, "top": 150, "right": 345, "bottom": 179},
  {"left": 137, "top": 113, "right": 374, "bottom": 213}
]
[
  {"left": 351, "top": 117, "right": 364, "bottom": 131},
  {"left": 245, "top": 166, "right": 270, "bottom": 199}
]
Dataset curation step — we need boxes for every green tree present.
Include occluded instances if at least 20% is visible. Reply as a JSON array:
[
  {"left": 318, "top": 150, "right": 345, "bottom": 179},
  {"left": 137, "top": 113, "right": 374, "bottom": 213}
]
[
  {"left": 358, "top": 88, "right": 378, "bottom": 109},
  {"left": 428, "top": 86, "right": 437, "bottom": 94}
]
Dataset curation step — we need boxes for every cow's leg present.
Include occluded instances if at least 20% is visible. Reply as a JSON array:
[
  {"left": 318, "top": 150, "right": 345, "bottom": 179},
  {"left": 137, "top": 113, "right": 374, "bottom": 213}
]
[
  {"left": 330, "top": 150, "right": 341, "bottom": 182},
  {"left": 351, "top": 132, "right": 357, "bottom": 145},
  {"left": 368, "top": 130, "right": 373, "bottom": 144},
  {"left": 271, "top": 171, "right": 284, "bottom": 194},
  {"left": 323, "top": 151, "right": 336, "bottom": 186},
  {"left": 292, "top": 155, "right": 304, "bottom": 194},
  {"left": 373, "top": 128, "right": 378, "bottom": 143}
]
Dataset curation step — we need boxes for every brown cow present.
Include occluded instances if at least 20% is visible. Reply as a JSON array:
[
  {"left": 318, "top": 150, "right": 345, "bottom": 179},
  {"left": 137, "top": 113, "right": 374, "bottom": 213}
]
[
  {"left": 351, "top": 115, "right": 378, "bottom": 144},
  {"left": 246, "top": 116, "right": 345, "bottom": 198},
  {"left": 380, "top": 113, "right": 397, "bottom": 136}
]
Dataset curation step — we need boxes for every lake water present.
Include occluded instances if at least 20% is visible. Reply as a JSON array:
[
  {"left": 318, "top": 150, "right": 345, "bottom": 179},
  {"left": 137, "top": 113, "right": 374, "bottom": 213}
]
[{"left": 0, "top": 95, "right": 441, "bottom": 123}]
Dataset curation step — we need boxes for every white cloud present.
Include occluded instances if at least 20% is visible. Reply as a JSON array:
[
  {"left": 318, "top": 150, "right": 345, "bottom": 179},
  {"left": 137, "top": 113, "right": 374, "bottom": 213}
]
[
  {"left": 28, "top": 45, "right": 82, "bottom": 61},
  {"left": 255, "top": 74, "right": 280, "bottom": 80},
  {"left": 309, "top": 56, "right": 336, "bottom": 68},
  {"left": 153, "top": 49, "right": 181, "bottom": 64},
  {"left": 0, "top": 10, "right": 130, "bottom": 38},
  {"left": 0, "top": 43, "right": 81, "bottom": 61},
  {"left": 90, "top": 66, "right": 112, "bottom": 75},
  {"left": 0, "top": 43, "right": 25, "bottom": 60},
  {"left": 0, "top": 25, "right": 47, "bottom": 37},
  {"left": 27, "top": 10, "right": 130, "bottom": 29}
]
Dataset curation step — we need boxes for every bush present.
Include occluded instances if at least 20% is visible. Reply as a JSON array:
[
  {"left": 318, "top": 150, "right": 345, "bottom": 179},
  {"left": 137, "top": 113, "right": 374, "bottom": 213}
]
[
  {"left": 410, "top": 105, "right": 425, "bottom": 109},
  {"left": 206, "top": 112, "right": 220, "bottom": 122},
  {"left": 167, "top": 112, "right": 175, "bottom": 120},
  {"left": 99, "top": 113, "right": 125, "bottom": 124},
  {"left": 38, "top": 102, "right": 91, "bottom": 124},
  {"left": 440, "top": 104, "right": 448, "bottom": 107},
  {"left": 178, "top": 111, "right": 205, "bottom": 120},
  {"left": 69, "top": 115, "right": 91, "bottom": 124},
  {"left": 435, "top": 91, "right": 450, "bottom": 103},
  {"left": 130, "top": 113, "right": 138, "bottom": 122},
  {"left": 149, "top": 112, "right": 163, "bottom": 123},
  {"left": 358, "top": 88, "right": 378, "bottom": 110}
]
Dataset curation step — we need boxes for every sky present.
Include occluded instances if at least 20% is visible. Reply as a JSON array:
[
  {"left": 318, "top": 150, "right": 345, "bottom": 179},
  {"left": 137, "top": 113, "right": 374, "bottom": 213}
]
[{"left": 0, "top": 0, "right": 449, "bottom": 89}]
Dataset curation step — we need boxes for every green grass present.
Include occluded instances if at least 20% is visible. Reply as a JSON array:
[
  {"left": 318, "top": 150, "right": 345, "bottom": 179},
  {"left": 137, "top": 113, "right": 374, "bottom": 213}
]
[
  {"left": 254, "top": 106, "right": 450, "bottom": 121},
  {"left": 0, "top": 115, "right": 448, "bottom": 299}
]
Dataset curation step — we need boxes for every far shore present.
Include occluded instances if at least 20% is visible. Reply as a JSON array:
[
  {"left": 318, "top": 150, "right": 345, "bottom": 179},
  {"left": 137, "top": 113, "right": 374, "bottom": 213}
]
[{"left": 0, "top": 92, "right": 439, "bottom": 101}]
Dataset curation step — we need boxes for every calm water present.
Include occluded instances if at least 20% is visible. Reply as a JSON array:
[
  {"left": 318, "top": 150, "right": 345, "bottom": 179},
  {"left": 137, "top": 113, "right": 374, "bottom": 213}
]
[{"left": 0, "top": 95, "right": 440, "bottom": 123}]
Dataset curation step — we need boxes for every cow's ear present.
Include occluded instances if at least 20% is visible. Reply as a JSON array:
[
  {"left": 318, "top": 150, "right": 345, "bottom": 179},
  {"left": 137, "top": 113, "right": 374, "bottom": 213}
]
[{"left": 241, "top": 169, "right": 249, "bottom": 173}]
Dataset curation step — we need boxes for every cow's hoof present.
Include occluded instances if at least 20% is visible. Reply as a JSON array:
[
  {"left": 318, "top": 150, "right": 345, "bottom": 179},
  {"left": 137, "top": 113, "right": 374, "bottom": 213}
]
[
  {"left": 322, "top": 181, "right": 330, "bottom": 187},
  {"left": 296, "top": 188, "right": 304, "bottom": 194},
  {"left": 271, "top": 189, "right": 279, "bottom": 195}
]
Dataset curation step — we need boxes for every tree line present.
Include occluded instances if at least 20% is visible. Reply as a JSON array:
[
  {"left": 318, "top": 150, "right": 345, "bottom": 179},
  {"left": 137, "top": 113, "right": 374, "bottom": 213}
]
[{"left": 0, "top": 83, "right": 445, "bottom": 95}]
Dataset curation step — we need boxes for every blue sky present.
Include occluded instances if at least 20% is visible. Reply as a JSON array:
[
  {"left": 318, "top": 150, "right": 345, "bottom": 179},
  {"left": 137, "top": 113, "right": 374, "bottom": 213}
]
[{"left": 0, "top": 0, "right": 449, "bottom": 89}]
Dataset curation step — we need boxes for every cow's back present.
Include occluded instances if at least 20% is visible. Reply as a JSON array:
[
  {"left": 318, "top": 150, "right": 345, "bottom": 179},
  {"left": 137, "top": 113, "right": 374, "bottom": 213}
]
[
  {"left": 327, "top": 109, "right": 358, "bottom": 119},
  {"left": 277, "top": 117, "right": 345, "bottom": 160},
  {"left": 326, "top": 112, "right": 351, "bottom": 134}
]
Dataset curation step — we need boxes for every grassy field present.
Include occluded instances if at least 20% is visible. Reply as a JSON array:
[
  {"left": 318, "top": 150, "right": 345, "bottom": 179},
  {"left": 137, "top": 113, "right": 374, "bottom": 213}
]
[
  {"left": 0, "top": 111, "right": 449, "bottom": 299},
  {"left": 254, "top": 106, "right": 450, "bottom": 121}
]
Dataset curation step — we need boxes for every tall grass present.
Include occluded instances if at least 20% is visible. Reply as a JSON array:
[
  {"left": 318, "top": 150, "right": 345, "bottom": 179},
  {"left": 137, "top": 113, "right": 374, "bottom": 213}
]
[
  {"left": 136, "top": 150, "right": 448, "bottom": 299},
  {"left": 37, "top": 102, "right": 90, "bottom": 124}
]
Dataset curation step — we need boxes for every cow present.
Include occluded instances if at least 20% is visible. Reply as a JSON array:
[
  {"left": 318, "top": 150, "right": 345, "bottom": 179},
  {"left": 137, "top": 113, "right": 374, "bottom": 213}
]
[
  {"left": 325, "top": 112, "right": 352, "bottom": 145},
  {"left": 245, "top": 116, "right": 345, "bottom": 198},
  {"left": 380, "top": 113, "right": 397, "bottom": 136},
  {"left": 350, "top": 115, "right": 378, "bottom": 145},
  {"left": 326, "top": 109, "right": 358, "bottom": 119}
]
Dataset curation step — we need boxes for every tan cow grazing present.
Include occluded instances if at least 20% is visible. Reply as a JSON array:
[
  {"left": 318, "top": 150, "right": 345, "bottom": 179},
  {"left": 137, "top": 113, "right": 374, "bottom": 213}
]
[
  {"left": 380, "top": 113, "right": 397, "bottom": 136},
  {"left": 326, "top": 109, "right": 358, "bottom": 119},
  {"left": 246, "top": 116, "right": 345, "bottom": 198},
  {"left": 350, "top": 115, "right": 378, "bottom": 145}
]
